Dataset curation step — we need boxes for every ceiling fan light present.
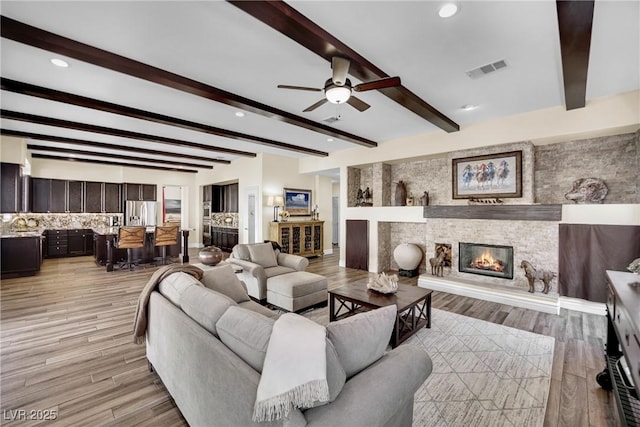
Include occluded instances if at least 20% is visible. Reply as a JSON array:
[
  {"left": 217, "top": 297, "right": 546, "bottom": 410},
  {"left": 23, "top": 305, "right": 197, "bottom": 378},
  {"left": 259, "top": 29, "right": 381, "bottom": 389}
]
[
  {"left": 439, "top": 3, "right": 458, "bottom": 18},
  {"left": 325, "top": 86, "right": 351, "bottom": 104}
]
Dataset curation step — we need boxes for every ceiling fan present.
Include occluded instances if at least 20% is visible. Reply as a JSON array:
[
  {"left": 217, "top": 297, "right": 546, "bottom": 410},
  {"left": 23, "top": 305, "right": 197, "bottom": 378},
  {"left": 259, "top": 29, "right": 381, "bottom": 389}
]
[{"left": 277, "top": 57, "right": 401, "bottom": 112}]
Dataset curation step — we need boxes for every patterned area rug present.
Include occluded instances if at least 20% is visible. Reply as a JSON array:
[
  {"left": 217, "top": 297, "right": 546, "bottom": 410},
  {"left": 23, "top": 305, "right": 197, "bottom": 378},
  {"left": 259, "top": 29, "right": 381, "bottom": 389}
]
[{"left": 407, "top": 308, "right": 554, "bottom": 427}]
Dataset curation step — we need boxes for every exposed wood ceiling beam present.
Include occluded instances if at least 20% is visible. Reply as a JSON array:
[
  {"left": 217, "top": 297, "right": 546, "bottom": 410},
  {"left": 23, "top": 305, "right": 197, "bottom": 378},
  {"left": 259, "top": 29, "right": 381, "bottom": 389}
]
[
  {"left": 1, "top": 129, "right": 229, "bottom": 164},
  {"left": 0, "top": 15, "right": 377, "bottom": 148},
  {"left": 556, "top": 0, "right": 594, "bottom": 110},
  {"left": 228, "top": 1, "right": 459, "bottom": 133},
  {"left": 27, "top": 144, "right": 213, "bottom": 169},
  {"left": 1, "top": 78, "right": 328, "bottom": 157},
  {"left": 31, "top": 154, "right": 198, "bottom": 173},
  {"left": 0, "top": 110, "right": 256, "bottom": 157}
]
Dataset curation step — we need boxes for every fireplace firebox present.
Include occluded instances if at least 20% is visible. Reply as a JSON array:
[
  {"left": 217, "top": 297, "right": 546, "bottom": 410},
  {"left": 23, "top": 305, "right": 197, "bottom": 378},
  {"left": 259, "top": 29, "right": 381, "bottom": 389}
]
[{"left": 458, "top": 242, "right": 514, "bottom": 279}]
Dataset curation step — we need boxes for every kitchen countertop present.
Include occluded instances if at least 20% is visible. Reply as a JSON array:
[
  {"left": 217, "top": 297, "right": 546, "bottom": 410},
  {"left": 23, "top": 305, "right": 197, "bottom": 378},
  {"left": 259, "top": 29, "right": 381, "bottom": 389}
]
[{"left": 0, "top": 231, "right": 45, "bottom": 238}]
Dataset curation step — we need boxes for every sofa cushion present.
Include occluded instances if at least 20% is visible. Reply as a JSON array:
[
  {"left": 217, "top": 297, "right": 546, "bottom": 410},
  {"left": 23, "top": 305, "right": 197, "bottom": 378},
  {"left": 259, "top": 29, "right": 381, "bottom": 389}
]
[
  {"left": 180, "top": 285, "right": 236, "bottom": 337},
  {"left": 201, "top": 264, "right": 250, "bottom": 303},
  {"left": 326, "top": 305, "right": 397, "bottom": 378},
  {"left": 157, "top": 271, "right": 203, "bottom": 308},
  {"left": 238, "top": 300, "right": 280, "bottom": 319},
  {"left": 216, "top": 306, "right": 275, "bottom": 373},
  {"left": 247, "top": 242, "right": 278, "bottom": 268},
  {"left": 325, "top": 337, "right": 346, "bottom": 402}
]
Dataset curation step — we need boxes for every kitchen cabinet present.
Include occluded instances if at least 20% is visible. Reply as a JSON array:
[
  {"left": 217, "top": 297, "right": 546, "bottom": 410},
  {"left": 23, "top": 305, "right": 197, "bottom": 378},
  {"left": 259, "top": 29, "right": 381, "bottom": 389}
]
[
  {"left": 84, "top": 182, "right": 122, "bottom": 213},
  {"left": 68, "top": 229, "right": 94, "bottom": 256},
  {"left": 1, "top": 163, "right": 22, "bottom": 213},
  {"left": 104, "top": 183, "right": 122, "bottom": 212},
  {"left": 31, "top": 178, "right": 51, "bottom": 213},
  {"left": 210, "top": 227, "right": 238, "bottom": 252},
  {"left": 30, "top": 179, "right": 85, "bottom": 213},
  {"left": 211, "top": 183, "right": 238, "bottom": 213},
  {"left": 67, "top": 181, "right": 84, "bottom": 213},
  {"left": 269, "top": 221, "right": 323, "bottom": 257},
  {"left": 45, "top": 229, "right": 94, "bottom": 258},
  {"left": 1, "top": 236, "right": 42, "bottom": 278},
  {"left": 124, "top": 183, "right": 156, "bottom": 201}
]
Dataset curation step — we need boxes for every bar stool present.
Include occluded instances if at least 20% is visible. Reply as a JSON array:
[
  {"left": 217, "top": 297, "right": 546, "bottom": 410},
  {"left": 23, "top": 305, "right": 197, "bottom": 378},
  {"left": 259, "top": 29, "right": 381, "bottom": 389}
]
[
  {"left": 115, "top": 226, "right": 146, "bottom": 270},
  {"left": 153, "top": 225, "right": 179, "bottom": 265}
]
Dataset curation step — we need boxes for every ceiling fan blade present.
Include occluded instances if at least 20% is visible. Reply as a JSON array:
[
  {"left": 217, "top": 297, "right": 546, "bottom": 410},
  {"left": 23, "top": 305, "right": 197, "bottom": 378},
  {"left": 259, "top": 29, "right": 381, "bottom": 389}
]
[
  {"left": 303, "top": 98, "right": 328, "bottom": 112},
  {"left": 332, "top": 57, "right": 350, "bottom": 86},
  {"left": 354, "top": 76, "right": 401, "bottom": 92},
  {"left": 277, "top": 84, "right": 322, "bottom": 92},
  {"left": 346, "top": 96, "right": 370, "bottom": 112}
]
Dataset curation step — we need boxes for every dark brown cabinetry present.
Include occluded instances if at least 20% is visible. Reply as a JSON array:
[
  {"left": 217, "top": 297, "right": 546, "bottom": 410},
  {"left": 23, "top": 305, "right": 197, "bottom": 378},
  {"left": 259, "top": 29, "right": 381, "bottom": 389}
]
[
  {"left": 346, "top": 220, "right": 368, "bottom": 271},
  {"left": 210, "top": 183, "right": 238, "bottom": 213},
  {"left": 68, "top": 229, "right": 94, "bottom": 256},
  {"left": 124, "top": 183, "right": 156, "bottom": 201},
  {"left": 1, "top": 236, "right": 42, "bottom": 278},
  {"left": 31, "top": 178, "right": 51, "bottom": 213},
  {"left": 30, "top": 179, "right": 89, "bottom": 213},
  {"left": 210, "top": 227, "right": 238, "bottom": 252},
  {"left": 1, "top": 163, "right": 22, "bottom": 213},
  {"left": 45, "top": 229, "right": 94, "bottom": 258},
  {"left": 84, "top": 182, "right": 122, "bottom": 213}
]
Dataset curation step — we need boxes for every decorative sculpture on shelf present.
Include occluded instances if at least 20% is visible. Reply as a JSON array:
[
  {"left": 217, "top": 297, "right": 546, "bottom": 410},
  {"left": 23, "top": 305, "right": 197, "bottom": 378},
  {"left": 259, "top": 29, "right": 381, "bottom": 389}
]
[
  {"left": 564, "top": 177, "right": 608, "bottom": 204},
  {"left": 429, "top": 250, "right": 446, "bottom": 277},
  {"left": 520, "top": 260, "right": 555, "bottom": 294},
  {"left": 628, "top": 258, "right": 640, "bottom": 274},
  {"left": 419, "top": 191, "right": 429, "bottom": 206},
  {"left": 395, "top": 181, "right": 407, "bottom": 206},
  {"left": 356, "top": 188, "right": 364, "bottom": 206},
  {"left": 367, "top": 272, "right": 399, "bottom": 294}
]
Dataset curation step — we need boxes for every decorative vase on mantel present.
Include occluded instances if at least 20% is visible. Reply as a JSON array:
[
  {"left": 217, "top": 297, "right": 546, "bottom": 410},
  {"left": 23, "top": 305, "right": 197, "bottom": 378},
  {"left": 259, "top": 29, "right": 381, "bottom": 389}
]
[{"left": 393, "top": 243, "right": 422, "bottom": 277}]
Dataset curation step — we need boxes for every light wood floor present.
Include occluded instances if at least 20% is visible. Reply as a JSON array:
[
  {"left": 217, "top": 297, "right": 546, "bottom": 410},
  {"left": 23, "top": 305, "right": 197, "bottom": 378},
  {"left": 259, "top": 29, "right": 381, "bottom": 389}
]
[{"left": 0, "top": 251, "right": 618, "bottom": 426}]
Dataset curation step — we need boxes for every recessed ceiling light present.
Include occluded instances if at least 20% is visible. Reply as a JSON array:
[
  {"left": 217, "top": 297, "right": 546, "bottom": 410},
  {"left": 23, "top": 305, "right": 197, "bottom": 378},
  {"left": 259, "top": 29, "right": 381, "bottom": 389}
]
[
  {"left": 327, "top": 138, "right": 334, "bottom": 142},
  {"left": 235, "top": 111, "right": 245, "bottom": 117},
  {"left": 439, "top": 3, "right": 458, "bottom": 18},
  {"left": 461, "top": 104, "right": 478, "bottom": 111},
  {"left": 50, "top": 58, "right": 69, "bottom": 68}
]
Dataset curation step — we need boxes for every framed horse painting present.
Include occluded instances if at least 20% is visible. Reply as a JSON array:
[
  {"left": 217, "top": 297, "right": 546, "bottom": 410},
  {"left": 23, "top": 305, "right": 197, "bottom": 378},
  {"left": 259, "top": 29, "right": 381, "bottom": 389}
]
[{"left": 452, "top": 150, "right": 522, "bottom": 199}]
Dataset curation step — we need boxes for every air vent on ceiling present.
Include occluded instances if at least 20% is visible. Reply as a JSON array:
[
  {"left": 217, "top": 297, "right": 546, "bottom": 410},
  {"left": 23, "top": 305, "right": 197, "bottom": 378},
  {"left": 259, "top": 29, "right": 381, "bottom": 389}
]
[
  {"left": 466, "top": 59, "right": 509, "bottom": 79},
  {"left": 322, "top": 116, "right": 341, "bottom": 124}
]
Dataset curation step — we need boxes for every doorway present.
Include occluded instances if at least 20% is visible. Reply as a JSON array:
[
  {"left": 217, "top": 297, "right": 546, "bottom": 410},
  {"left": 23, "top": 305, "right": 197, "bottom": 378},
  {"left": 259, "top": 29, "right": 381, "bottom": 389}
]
[
  {"left": 246, "top": 186, "right": 258, "bottom": 244},
  {"left": 332, "top": 196, "right": 340, "bottom": 246}
]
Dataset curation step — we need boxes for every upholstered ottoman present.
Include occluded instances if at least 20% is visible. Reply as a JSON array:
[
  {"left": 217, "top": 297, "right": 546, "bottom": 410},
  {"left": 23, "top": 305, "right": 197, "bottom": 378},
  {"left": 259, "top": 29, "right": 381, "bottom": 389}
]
[{"left": 266, "top": 271, "right": 328, "bottom": 312}]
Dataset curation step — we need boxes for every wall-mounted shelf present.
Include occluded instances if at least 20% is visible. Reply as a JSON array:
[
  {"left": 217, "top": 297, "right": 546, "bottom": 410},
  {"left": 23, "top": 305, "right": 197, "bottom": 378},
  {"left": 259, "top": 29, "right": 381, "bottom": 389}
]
[{"left": 423, "top": 204, "right": 562, "bottom": 221}]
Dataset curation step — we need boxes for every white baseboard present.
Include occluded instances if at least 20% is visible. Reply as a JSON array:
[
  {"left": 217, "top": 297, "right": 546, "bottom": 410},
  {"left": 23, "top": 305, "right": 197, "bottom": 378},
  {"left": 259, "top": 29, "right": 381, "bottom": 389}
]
[{"left": 558, "top": 296, "right": 606, "bottom": 316}]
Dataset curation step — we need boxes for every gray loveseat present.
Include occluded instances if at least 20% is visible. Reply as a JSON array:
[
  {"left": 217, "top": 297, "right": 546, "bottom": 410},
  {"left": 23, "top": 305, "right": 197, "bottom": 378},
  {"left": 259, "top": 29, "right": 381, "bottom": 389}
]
[{"left": 145, "top": 265, "right": 433, "bottom": 426}]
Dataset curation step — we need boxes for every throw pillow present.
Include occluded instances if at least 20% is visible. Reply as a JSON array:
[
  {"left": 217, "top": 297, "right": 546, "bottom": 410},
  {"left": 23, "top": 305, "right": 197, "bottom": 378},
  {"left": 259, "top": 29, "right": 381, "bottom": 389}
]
[
  {"left": 326, "top": 305, "right": 397, "bottom": 379},
  {"left": 216, "top": 306, "right": 275, "bottom": 373},
  {"left": 180, "top": 285, "right": 236, "bottom": 337},
  {"left": 247, "top": 242, "right": 278, "bottom": 268},
  {"left": 201, "top": 264, "right": 250, "bottom": 303}
]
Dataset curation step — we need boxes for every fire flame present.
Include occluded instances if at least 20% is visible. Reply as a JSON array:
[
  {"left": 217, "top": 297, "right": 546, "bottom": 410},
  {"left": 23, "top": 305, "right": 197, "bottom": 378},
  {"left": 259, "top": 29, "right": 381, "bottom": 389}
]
[{"left": 470, "top": 251, "right": 505, "bottom": 272}]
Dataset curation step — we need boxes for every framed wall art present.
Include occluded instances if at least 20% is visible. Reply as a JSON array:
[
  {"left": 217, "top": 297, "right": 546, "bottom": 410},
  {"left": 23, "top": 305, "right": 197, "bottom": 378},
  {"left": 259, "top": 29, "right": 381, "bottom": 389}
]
[
  {"left": 452, "top": 150, "right": 522, "bottom": 199},
  {"left": 283, "top": 188, "right": 312, "bottom": 216}
]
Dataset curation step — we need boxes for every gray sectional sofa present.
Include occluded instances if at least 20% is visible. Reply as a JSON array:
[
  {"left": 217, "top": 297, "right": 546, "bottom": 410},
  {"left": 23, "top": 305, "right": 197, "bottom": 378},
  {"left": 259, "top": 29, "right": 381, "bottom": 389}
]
[{"left": 145, "top": 265, "right": 433, "bottom": 426}]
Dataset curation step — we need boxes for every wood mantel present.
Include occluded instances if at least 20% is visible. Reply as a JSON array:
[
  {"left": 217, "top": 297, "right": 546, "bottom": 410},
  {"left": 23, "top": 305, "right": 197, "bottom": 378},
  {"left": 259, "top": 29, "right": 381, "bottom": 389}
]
[{"left": 423, "top": 204, "right": 562, "bottom": 221}]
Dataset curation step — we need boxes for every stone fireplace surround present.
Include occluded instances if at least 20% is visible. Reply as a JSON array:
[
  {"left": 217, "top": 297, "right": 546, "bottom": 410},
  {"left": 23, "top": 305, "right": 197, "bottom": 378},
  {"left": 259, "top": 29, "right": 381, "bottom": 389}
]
[{"left": 349, "top": 134, "right": 640, "bottom": 315}]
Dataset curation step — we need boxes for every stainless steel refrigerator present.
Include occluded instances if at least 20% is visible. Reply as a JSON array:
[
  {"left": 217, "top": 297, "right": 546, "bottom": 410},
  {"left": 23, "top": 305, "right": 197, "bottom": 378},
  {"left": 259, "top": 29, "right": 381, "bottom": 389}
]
[{"left": 125, "top": 201, "right": 158, "bottom": 226}]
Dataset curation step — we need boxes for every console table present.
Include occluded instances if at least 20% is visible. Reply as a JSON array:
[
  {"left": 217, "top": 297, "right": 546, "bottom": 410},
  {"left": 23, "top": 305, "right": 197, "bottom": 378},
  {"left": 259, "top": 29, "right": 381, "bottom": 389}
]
[
  {"left": 269, "top": 220, "right": 323, "bottom": 257},
  {"left": 596, "top": 270, "right": 640, "bottom": 425}
]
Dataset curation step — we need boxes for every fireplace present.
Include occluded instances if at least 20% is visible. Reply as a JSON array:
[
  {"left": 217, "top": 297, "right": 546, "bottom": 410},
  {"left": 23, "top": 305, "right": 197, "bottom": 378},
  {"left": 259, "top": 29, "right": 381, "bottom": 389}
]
[{"left": 458, "top": 242, "right": 514, "bottom": 279}]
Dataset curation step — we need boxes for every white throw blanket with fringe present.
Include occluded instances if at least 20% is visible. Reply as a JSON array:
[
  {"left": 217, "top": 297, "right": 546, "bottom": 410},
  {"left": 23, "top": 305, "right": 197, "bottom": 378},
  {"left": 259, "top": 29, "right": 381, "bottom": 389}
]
[{"left": 253, "top": 313, "right": 329, "bottom": 422}]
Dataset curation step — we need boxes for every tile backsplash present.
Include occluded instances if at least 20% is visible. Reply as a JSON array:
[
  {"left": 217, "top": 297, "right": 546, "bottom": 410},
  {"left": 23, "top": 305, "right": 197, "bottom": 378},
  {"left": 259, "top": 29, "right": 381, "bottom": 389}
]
[{"left": 2, "top": 213, "right": 123, "bottom": 233}]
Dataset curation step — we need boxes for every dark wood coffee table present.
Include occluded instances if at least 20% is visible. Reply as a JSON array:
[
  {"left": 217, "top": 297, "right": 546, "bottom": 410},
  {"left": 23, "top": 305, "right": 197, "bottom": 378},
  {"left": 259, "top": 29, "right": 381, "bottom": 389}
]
[{"left": 329, "top": 283, "right": 432, "bottom": 348}]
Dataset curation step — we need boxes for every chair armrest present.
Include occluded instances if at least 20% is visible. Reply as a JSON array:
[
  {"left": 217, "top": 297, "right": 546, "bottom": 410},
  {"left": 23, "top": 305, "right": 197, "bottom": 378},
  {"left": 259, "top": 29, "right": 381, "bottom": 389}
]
[
  {"left": 226, "top": 258, "right": 264, "bottom": 277},
  {"left": 277, "top": 253, "right": 309, "bottom": 271}
]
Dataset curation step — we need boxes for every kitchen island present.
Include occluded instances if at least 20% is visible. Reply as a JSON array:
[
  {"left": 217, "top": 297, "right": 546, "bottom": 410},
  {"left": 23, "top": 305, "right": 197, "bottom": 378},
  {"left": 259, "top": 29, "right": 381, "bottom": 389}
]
[
  {"left": 1, "top": 232, "right": 44, "bottom": 278},
  {"left": 93, "top": 227, "right": 190, "bottom": 271}
]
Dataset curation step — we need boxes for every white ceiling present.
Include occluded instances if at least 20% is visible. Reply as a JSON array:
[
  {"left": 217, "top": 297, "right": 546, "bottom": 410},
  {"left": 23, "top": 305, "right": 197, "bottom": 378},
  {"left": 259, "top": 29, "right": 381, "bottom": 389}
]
[{"left": 1, "top": 1, "right": 638, "bottom": 171}]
